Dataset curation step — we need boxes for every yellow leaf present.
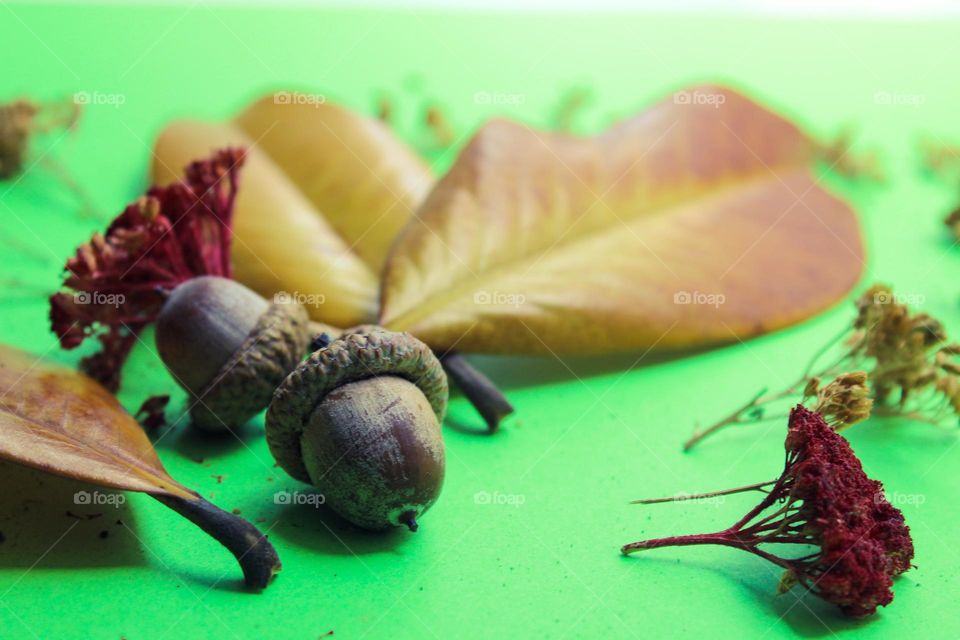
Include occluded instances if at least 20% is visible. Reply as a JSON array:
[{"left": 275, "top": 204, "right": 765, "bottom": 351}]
[
  {"left": 151, "top": 94, "right": 431, "bottom": 327},
  {"left": 234, "top": 95, "right": 432, "bottom": 272},
  {"left": 380, "top": 86, "right": 863, "bottom": 354}
]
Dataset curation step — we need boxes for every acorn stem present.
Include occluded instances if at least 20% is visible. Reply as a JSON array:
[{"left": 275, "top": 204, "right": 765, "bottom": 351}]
[
  {"left": 440, "top": 352, "right": 514, "bottom": 433},
  {"left": 307, "top": 321, "right": 343, "bottom": 344},
  {"left": 400, "top": 511, "right": 419, "bottom": 532},
  {"left": 152, "top": 493, "right": 281, "bottom": 590}
]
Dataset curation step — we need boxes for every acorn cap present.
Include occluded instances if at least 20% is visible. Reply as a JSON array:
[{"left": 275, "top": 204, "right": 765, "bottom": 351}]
[
  {"left": 190, "top": 301, "right": 311, "bottom": 431},
  {"left": 266, "top": 328, "right": 447, "bottom": 483}
]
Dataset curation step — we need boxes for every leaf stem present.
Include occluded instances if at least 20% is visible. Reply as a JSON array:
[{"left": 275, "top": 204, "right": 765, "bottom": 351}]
[
  {"left": 440, "top": 352, "right": 514, "bottom": 433},
  {"left": 302, "top": 325, "right": 516, "bottom": 432},
  {"left": 152, "top": 494, "right": 281, "bottom": 590}
]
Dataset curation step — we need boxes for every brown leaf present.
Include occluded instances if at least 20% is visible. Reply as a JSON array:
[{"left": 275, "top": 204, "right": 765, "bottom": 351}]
[
  {"left": 0, "top": 344, "right": 280, "bottom": 588},
  {"left": 151, "top": 94, "right": 432, "bottom": 328},
  {"left": 0, "top": 343, "right": 193, "bottom": 498},
  {"left": 379, "top": 85, "right": 864, "bottom": 354}
]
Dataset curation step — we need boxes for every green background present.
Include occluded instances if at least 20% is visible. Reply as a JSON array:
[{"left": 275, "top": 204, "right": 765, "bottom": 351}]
[{"left": 1, "top": 4, "right": 959, "bottom": 639}]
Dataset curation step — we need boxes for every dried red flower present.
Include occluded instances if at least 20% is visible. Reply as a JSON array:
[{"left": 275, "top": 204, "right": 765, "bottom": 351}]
[
  {"left": 49, "top": 148, "right": 245, "bottom": 391},
  {"left": 623, "top": 406, "right": 914, "bottom": 618},
  {"left": 135, "top": 394, "right": 170, "bottom": 431}
]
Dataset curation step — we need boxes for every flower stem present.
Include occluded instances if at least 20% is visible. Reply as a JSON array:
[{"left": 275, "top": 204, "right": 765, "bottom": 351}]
[
  {"left": 683, "top": 345, "right": 855, "bottom": 451},
  {"left": 41, "top": 156, "right": 103, "bottom": 220},
  {"left": 631, "top": 479, "right": 776, "bottom": 504},
  {"left": 683, "top": 384, "right": 808, "bottom": 451},
  {"left": 621, "top": 528, "right": 795, "bottom": 573},
  {"left": 621, "top": 531, "right": 737, "bottom": 554}
]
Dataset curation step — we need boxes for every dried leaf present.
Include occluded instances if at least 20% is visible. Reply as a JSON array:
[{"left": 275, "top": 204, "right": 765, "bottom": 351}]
[
  {"left": 0, "top": 344, "right": 280, "bottom": 588},
  {"left": 379, "top": 85, "right": 864, "bottom": 354},
  {"left": 234, "top": 95, "right": 433, "bottom": 271},
  {"left": 0, "top": 344, "right": 193, "bottom": 497},
  {"left": 151, "top": 94, "right": 432, "bottom": 328}
]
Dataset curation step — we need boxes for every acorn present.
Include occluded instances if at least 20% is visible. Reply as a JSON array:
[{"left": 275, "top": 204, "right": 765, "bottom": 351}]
[
  {"left": 155, "top": 276, "right": 312, "bottom": 432},
  {"left": 266, "top": 327, "right": 447, "bottom": 531}
]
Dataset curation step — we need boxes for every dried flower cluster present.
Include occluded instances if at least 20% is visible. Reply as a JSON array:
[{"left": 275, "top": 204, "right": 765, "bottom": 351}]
[
  {"left": 49, "top": 148, "right": 245, "bottom": 391},
  {"left": 850, "top": 285, "right": 960, "bottom": 421},
  {"left": 804, "top": 371, "right": 873, "bottom": 429},
  {"left": 947, "top": 208, "right": 960, "bottom": 241},
  {"left": 685, "top": 284, "right": 960, "bottom": 449},
  {"left": 915, "top": 136, "right": 960, "bottom": 237},
  {"left": 816, "top": 127, "right": 884, "bottom": 182},
  {"left": 0, "top": 100, "right": 39, "bottom": 179},
  {"left": 918, "top": 135, "right": 960, "bottom": 180},
  {"left": 625, "top": 406, "right": 914, "bottom": 617},
  {"left": 0, "top": 98, "right": 95, "bottom": 218}
]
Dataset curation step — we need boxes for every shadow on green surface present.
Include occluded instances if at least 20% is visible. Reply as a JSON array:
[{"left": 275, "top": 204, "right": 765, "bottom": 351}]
[
  {"left": 166, "top": 568, "right": 255, "bottom": 595},
  {"left": 463, "top": 348, "right": 713, "bottom": 392},
  {"left": 270, "top": 498, "right": 410, "bottom": 557},
  {"left": 448, "top": 301, "right": 857, "bottom": 397},
  {"left": 443, "top": 411, "right": 495, "bottom": 436},
  {"left": 620, "top": 553, "right": 874, "bottom": 637},
  {"left": 159, "top": 417, "right": 265, "bottom": 460},
  {"left": 0, "top": 460, "right": 145, "bottom": 569}
]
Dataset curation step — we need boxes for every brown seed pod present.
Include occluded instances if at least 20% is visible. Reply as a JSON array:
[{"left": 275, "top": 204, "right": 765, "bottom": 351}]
[
  {"left": 266, "top": 328, "right": 447, "bottom": 531},
  {"left": 156, "top": 276, "right": 311, "bottom": 431}
]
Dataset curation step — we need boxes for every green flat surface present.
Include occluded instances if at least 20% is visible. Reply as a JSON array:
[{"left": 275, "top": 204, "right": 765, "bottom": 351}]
[{"left": 1, "top": 4, "right": 959, "bottom": 639}]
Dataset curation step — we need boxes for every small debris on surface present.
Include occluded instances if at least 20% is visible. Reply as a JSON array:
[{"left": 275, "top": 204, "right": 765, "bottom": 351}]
[
  {"left": 66, "top": 511, "right": 103, "bottom": 520},
  {"left": 135, "top": 395, "right": 170, "bottom": 431}
]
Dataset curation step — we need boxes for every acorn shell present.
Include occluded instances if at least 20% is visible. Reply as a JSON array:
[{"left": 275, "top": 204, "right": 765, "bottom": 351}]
[
  {"left": 266, "top": 328, "right": 447, "bottom": 483},
  {"left": 190, "top": 301, "right": 311, "bottom": 431}
]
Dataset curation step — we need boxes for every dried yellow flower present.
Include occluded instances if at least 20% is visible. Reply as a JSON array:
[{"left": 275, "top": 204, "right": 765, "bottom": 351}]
[
  {"left": 810, "top": 372, "right": 873, "bottom": 430},
  {"left": 685, "top": 284, "right": 960, "bottom": 450},
  {"left": 0, "top": 100, "right": 39, "bottom": 179}
]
